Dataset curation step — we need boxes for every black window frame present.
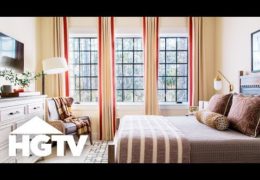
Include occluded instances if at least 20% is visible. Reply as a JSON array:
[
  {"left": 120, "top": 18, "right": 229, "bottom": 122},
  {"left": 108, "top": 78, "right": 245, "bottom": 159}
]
[
  {"left": 115, "top": 37, "right": 144, "bottom": 102},
  {"left": 158, "top": 37, "right": 189, "bottom": 103},
  {"left": 69, "top": 37, "right": 98, "bottom": 103}
]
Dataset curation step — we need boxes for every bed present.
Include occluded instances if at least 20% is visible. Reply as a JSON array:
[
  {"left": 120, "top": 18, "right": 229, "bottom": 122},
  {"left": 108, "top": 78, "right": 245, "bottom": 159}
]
[{"left": 108, "top": 72, "right": 260, "bottom": 163}]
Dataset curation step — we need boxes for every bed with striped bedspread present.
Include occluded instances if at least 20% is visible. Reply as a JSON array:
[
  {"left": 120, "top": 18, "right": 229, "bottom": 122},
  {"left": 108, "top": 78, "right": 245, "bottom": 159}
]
[{"left": 114, "top": 115, "right": 190, "bottom": 163}]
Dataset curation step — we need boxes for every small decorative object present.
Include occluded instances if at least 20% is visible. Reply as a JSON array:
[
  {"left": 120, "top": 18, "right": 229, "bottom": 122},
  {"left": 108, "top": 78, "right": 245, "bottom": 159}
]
[
  {"left": 251, "top": 30, "right": 260, "bottom": 72},
  {"left": 0, "top": 69, "right": 42, "bottom": 91},
  {"left": 0, "top": 85, "right": 12, "bottom": 94},
  {"left": 187, "top": 106, "right": 198, "bottom": 116}
]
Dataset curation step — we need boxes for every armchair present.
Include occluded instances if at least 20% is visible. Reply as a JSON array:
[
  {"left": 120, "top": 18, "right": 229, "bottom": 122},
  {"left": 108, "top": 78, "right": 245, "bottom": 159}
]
[{"left": 46, "top": 97, "right": 93, "bottom": 145}]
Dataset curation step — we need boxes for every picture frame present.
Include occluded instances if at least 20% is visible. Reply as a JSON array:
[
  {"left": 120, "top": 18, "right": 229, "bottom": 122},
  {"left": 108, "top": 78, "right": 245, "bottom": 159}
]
[{"left": 251, "top": 30, "right": 260, "bottom": 72}]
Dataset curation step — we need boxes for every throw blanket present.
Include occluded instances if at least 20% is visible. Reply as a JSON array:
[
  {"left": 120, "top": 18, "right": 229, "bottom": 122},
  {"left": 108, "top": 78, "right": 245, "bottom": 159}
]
[
  {"left": 53, "top": 97, "right": 91, "bottom": 135},
  {"left": 114, "top": 115, "right": 190, "bottom": 163}
]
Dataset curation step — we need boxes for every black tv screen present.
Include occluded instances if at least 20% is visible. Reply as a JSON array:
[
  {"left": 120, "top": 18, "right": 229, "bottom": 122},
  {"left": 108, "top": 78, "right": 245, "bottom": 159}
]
[{"left": 0, "top": 32, "right": 24, "bottom": 73}]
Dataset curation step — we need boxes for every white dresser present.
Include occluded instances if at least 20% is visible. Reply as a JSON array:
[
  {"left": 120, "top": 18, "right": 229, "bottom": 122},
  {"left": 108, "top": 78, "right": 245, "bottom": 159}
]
[{"left": 0, "top": 95, "right": 46, "bottom": 163}]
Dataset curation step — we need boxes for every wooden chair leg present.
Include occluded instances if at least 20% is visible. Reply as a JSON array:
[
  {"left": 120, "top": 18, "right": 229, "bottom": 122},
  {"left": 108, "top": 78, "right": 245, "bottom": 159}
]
[{"left": 89, "top": 132, "right": 93, "bottom": 145}]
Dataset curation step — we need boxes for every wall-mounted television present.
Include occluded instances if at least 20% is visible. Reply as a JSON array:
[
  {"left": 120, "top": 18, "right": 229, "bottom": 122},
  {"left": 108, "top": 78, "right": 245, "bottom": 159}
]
[{"left": 0, "top": 32, "right": 24, "bottom": 73}]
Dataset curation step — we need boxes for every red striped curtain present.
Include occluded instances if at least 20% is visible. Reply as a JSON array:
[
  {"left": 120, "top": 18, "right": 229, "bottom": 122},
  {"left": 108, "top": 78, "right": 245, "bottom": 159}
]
[{"left": 98, "top": 17, "right": 116, "bottom": 140}]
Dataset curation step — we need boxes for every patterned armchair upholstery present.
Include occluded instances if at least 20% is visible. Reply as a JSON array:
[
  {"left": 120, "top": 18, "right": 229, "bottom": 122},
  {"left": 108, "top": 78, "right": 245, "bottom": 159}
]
[{"left": 46, "top": 97, "right": 93, "bottom": 145}]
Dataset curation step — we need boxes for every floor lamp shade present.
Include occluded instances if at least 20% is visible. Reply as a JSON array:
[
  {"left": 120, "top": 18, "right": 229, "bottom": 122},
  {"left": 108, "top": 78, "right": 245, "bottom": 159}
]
[
  {"left": 42, "top": 57, "right": 68, "bottom": 95},
  {"left": 214, "top": 80, "right": 222, "bottom": 91},
  {"left": 42, "top": 57, "right": 68, "bottom": 74}
]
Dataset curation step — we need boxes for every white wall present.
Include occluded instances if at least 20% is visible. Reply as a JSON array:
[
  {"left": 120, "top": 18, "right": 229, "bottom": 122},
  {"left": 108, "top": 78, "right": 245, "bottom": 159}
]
[
  {"left": 0, "top": 17, "right": 39, "bottom": 91},
  {"left": 216, "top": 17, "right": 260, "bottom": 93}
]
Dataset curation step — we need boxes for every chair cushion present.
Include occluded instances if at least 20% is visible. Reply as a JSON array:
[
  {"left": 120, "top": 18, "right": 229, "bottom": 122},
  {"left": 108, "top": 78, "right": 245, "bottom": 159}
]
[{"left": 64, "top": 122, "right": 77, "bottom": 134}]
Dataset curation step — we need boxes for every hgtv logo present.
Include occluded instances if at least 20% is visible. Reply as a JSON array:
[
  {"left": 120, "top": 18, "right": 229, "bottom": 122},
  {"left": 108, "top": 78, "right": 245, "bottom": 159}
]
[{"left": 9, "top": 116, "right": 88, "bottom": 157}]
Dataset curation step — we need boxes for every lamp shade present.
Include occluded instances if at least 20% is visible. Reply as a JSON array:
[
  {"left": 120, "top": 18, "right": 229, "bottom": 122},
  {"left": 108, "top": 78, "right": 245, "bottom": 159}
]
[
  {"left": 42, "top": 57, "right": 68, "bottom": 74},
  {"left": 214, "top": 80, "right": 222, "bottom": 90}
]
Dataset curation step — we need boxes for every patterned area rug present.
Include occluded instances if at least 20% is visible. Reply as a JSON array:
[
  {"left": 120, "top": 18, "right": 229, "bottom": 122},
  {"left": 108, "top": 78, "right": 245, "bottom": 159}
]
[{"left": 84, "top": 141, "right": 109, "bottom": 163}]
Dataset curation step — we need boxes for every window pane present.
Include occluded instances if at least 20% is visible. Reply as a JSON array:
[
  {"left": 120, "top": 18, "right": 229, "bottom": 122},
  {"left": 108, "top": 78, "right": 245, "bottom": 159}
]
[
  {"left": 80, "top": 78, "right": 91, "bottom": 89},
  {"left": 160, "top": 38, "right": 165, "bottom": 50},
  {"left": 91, "top": 65, "right": 98, "bottom": 76},
  {"left": 177, "top": 90, "right": 187, "bottom": 102},
  {"left": 80, "top": 38, "right": 90, "bottom": 50},
  {"left": 166, "top": 64, "right": 176, "bottom": 76},
  {"left": 72, "top": 90, "right": 80, "bottom": 102},
  {"left": 159, "top": 51, "right": 165, "bottom": 63},
  {"left": 72, "top": 65, "right": 80, "bottom": 76},
  {"left": 81, "top": 90, "right": 91, "bottom": 102},
  {"left": 134, "top": 77, "right": 143, "bottom": 89},
  {"left": 166, "top": 77, "right": 176, "bottom": 89},
  {"left": 123, "top": 65, "right": 133, "bottom": 76},
  {"left": 116, "top": 39, "right": 122, "bottom": 50},
  {"left": 91, "top": 52, "right": 98, "bottom": 63},
  {"left": 166, "top": 38, "right": 176, "bottom": 50},
  {"left": 123, "top": 39, "right": 133, "bottom": 50},
  {"left": 166, "top": 90, "right": 176, "bottom": 102},
  {"left": 177, "top": 38, "right": 188, "bottom": 50},
  {"left": 116, "top": 52, "right": 122, "bottom": 63},
  {"left": 116, "top": 65, "right": 122, "bottom": 76},
  {"left": 91, "top": 77, "right": 98, "bottom": 89},
  {"left": 134, "top": 39, "right": 142, "bottom": 50},
  {"left": 70, "top": 52, "right": 79, "bottom": 64},
  {"left": 158, "top": 90, "right": 165, "bottom": 102},
  {"left": 72, "top": 38, "right": 79, "bottom": 50},
  {"left": 123, "top": 52, "right": 133, "bottom": 63},
  {"left": 75, "top": 78, "right": 80, "bottom": 89},
  {"left": 166, "top": 51, "right": 176, "bottom": 63},
  {"left": 177, "top": 77, "right": 187, "bottom": 89},
  {"left": 91, "top": 38, "right": 98, "bottom": 50},
  {"left": 134, "top": 52, "right": 143, "bottom": 63},
  {"left": 80, "top": 65, "right": 90, "bottom": 76},
  {"left": 92, "top": 90, "right": 98, "bottom": 102},
  {"left": 177, "top": 64, "right": 187, "bottom": 76},
  {"left": 124, "top": 90, "right": 133, "bottom": 102},
  {"left": 80, "top": 52, "right": 90, "bottom": 64},
  {"left": 158, "top": 77, "right": 165, "bottom": 89},
  {"left": 69, "top": 39, "right": 74, "bottom": 51},
  {"left": 177, "top": 51, "right": 187, "bottom": 63},
  {"left": 123, "top": 77, "right": 133, "bottom": 89},
  {"left": 134, "top": 65, "right": 143, "bottom": 76},
  {"left": 134, "top": 90, "right": 144, "bottom": 102},
  {"left": 158, "top": 64, "right": 165, "bottom": 76},
  {"left": 117, "top": 90, "right": 123, "bottom": 102},
  {"left": 116, "top": 77, "right": 123, "bottom": 89}
]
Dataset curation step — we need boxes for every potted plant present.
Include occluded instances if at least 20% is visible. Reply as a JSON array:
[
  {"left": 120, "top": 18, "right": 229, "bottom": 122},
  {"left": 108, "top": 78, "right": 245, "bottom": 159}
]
[{"left": 0, "top": 69, "right": 41, "bottom": 93}]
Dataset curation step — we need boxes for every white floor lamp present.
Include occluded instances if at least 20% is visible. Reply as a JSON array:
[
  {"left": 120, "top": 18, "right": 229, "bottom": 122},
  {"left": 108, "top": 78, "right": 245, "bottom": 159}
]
[{"left": 42, "top": 57, "right": 68, "bottom": 95}]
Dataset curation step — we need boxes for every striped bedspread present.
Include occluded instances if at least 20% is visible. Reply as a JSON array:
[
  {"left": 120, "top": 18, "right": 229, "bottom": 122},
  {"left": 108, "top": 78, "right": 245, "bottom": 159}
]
[{"left": 114, "top": 115, "right": 190, "bottom": 163}]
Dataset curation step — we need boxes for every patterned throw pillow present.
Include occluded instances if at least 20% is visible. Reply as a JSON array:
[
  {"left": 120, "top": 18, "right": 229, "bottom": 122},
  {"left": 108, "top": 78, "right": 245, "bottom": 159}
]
[
  {"left": 207, "top": 93, "right": 233, "bottom": 116},
  {"left": 227, "top": 94, "right": 260, "bottom": 137},
  {"left": 195, "top": 110, "right": 229, "bottom": 131}
]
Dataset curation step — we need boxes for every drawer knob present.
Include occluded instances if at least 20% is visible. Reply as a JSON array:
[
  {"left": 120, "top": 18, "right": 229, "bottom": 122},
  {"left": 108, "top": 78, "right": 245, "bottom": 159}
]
[
  {"left": 9, "top": 111, "right": 20, "bottom": 115},
  {"left": 33, "top": 107, "right": 40, "bottom": 110}
]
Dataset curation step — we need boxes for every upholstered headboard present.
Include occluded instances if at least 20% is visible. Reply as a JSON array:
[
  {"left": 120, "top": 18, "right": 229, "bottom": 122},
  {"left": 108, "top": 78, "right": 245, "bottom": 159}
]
[{"left": 239, "top": 71, "right": 260, "bottom": 95}]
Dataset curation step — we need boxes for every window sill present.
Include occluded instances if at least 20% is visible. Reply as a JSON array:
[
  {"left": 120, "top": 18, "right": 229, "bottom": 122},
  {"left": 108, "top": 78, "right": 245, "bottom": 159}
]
[{"left": 72, "top": 102, "right": 188, "bottom": 110}]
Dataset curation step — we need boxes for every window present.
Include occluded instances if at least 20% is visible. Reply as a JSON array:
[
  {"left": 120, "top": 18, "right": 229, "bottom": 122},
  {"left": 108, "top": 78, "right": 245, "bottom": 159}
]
[
  {"left": 158, "top": 37, "right": 188, "bottom": 103},
  {"left": 115, "top": 37, "right": 144, "bottom": 102},
  {"left": 69, "top": 37, "right": 98, "bottom": 103}
]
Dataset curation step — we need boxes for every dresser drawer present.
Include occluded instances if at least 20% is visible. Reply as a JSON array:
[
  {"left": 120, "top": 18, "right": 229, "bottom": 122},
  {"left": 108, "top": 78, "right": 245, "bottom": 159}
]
[
  {"left": 27, "top": 103, "right": 44, "bottom": 114},
  {"left": 0, "top": 106, "right": 26, "bottom": 122},
  {"left": 0, "top": 123, "right": 14, "bottom": 147}
]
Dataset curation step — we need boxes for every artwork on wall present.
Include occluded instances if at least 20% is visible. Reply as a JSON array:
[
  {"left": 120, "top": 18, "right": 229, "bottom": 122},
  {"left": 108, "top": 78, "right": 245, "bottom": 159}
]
[{"left": 251, "top": 30, "right": 260, "bottom": 72}]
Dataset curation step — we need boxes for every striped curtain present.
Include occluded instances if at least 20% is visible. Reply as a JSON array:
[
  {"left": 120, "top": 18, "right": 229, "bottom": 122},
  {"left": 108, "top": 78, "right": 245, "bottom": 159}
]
[
  {"left": 189, "top": 17, "right": 215, "bottom": 106},
  {"left": 44, "top": 17, "right": 69, "bottom": 97},
  {"left": 98, "top": 17, "right": 116, "bottom": 140},
  {"left": 143, "top": 17, "right": 159, "bottom": 115}
]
